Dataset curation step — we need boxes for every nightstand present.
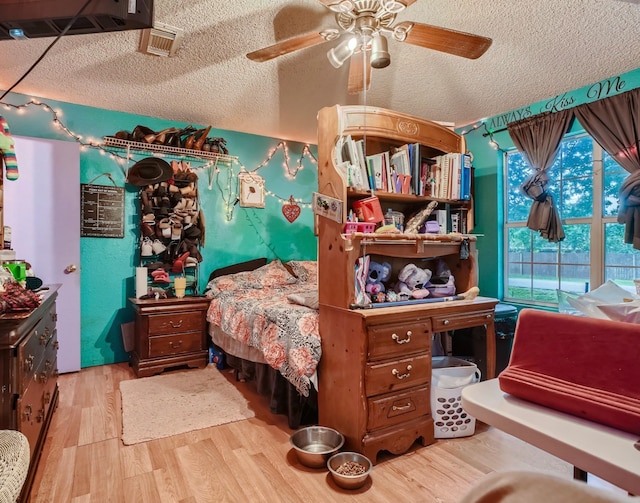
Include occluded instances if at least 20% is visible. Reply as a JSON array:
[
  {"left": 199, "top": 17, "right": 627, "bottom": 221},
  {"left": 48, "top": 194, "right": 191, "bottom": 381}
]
[{"left": 128, "top": 296, "right": 210, "bottom": 377}]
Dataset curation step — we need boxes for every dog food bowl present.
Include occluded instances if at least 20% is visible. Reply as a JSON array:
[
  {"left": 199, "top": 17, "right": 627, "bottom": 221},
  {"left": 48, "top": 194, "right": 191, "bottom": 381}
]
[
  {"left": 290, "top": 426, "right": 344, "bottom": 468},
  {"left": 327, "top": 451, "right": 372, "bottom": 489}
]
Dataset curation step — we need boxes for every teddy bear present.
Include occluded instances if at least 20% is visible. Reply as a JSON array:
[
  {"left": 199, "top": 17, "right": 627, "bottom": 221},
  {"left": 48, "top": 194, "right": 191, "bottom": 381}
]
[
  {"left": 394, "top": 263, "right": 432, "bottom": 300},
  {"left": 366, "top": 260, "right": 392, "bottom": 296}
]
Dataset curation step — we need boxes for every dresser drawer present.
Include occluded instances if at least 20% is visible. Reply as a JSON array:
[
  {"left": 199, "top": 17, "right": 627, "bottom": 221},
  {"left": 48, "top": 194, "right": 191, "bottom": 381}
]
[
  {"left": 367, "top": 385, "right": 431, "bottom": 431},
  {"left": 17, "top": 379, "right": 47, "bottom": 458},
  {"left": 431, "top": 310, "right": 494, "bottom": 332},
  {"left": 148, "top": 331, "right": 202, "bottom": 358},
  {"left": 367, "top": 320, "right": 431, "bottom": 361},
  {"left": 17, "top": 313, "right": 55, "bottom": 394},
  {"left": 365, "top": 353, "right": 431, "bottom": 397},
  {"left": 148, "top": 311, "right": 203, "bottom": 336}
]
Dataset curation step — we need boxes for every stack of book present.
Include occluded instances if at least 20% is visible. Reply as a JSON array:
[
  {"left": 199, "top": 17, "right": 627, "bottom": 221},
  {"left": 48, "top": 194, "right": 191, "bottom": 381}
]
[{"left": 334, "top": 136, "right": 471, "bottom": 200}]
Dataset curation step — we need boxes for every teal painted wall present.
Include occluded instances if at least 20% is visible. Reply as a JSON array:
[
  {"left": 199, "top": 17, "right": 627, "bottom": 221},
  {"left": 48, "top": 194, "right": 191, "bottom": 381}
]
[
  {"left": 1, "top": 92, "right": 318, "bottom": 368},
  {"left": 461, "top": 67, "right": 640, "bottom": 301}
]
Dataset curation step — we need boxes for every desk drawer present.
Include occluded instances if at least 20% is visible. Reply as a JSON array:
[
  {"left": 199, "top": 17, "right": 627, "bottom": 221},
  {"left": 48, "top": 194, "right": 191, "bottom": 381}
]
[
  {"left": 432, "top": 310, "right": 494, "bottom": 332},
  {"left": 148, "top": 311, "right": 203, "bottom": 336},
  {"left": 367, "top": 385, "right": 430, "bottom": 430},
  {"left": 365, "top": 353, "right": 431, "bottom": 397},
  {"left": 367, "top": 321, "right": 431, "bottom": 361},
  {"left": 148, "top": 331, "right": 202, "bottom": 357}
]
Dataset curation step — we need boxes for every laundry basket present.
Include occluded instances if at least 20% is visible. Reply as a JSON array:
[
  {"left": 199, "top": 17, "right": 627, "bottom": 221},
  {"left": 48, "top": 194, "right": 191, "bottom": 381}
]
[{"left": 431, "top": 356, "right": 481, "bottom": 438}]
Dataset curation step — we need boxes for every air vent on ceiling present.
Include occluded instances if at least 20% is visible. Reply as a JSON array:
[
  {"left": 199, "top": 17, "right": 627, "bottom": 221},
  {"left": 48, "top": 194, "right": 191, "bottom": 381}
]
[{"left": 138, "top": 22, "right": 183, "bottom": 57}]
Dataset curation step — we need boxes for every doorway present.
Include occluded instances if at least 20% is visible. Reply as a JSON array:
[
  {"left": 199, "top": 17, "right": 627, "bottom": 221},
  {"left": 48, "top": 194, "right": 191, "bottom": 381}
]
[{"left": 4, "top": 136, "right": 81, "bottom": 373}]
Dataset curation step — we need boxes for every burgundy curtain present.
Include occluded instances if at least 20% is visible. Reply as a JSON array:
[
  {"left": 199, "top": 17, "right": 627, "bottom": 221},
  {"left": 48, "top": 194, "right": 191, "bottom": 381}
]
[
  {"left": 508, "top": 110, "right": 574, "bottom": 242},
  {"left": 574, "top": 88, "right": 640, "bottom": 249}
]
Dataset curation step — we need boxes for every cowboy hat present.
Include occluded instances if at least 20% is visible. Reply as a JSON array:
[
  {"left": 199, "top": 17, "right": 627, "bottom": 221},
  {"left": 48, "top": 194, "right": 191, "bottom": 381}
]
[{"left": 126, "top": 157, "right": 173, "bottom": 186}]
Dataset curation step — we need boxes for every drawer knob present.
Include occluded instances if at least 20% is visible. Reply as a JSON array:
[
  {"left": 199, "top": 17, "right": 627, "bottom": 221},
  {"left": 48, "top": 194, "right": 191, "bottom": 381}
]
[
  {"left": 443, "top": 319, "right": 450, "bottom": 326},
  {"left": 392, "top": 402, "right": 413, "bottom": 411},
  {"left": 23, "top": 354, "right": 35, "bottom": 372},
  {"left": 169, "top": 319, "right": 184, "bottom": 329},
  {"left": 169, "top": 340, "right": 183, "bottom": 348},
  {"left": 23, "top": 404, "right": 32, "bottom": 422},
  {"left": 391, "top": 331, "right": 412, "bottom": 344},
  {"left": 392, "top": 365, "right": 413, "bottom": 380},
  {"left": 486, "top": 313, "right": 493, "bottom": 319}
]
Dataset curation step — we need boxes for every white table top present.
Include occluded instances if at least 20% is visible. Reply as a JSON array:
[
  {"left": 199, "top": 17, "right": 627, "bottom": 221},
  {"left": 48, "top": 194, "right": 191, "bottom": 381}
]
[{"left": 461, "top": 379, "right": 640, "bottom": 495}]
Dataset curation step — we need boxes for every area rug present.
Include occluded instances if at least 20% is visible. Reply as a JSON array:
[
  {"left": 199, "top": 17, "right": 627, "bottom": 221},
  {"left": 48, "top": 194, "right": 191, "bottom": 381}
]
[{"left": 120, "top": 365, "right": 255, "bottom": 445}]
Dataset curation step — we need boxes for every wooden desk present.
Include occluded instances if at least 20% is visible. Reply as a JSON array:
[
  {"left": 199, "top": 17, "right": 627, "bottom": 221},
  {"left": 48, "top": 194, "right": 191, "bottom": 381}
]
[
  {"left": 319, "top": 296, "right": 498, "bottom": 462},
  {"left": 461, "top": 379, "right": 640, "bottom": 496}
]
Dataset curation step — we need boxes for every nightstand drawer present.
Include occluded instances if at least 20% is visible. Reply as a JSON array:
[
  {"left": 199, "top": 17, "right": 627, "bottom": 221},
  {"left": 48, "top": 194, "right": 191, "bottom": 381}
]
[
  {"left": 367, "top": 385, "right": 431, "bottom": 431},
  {"left": 367, "top": 320, "right": 431, "bottom": 361},
  {"left": 365, "top": 353, "right": 431, "bottom": 397},
  {"left": 149, "top": 331, "right": 202, "bottom": 357},
  {"left": 148, "top": 311, "right": 203, "bottom": 336},
  {"left": 431, "top": 310, "right": 494, "bottom": 332}
]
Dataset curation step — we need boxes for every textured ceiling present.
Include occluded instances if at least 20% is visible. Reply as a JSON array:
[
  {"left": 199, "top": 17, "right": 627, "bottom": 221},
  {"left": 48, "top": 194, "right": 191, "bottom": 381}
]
[{"left": 1, "top": 0, "right": 640, "bottom": 144}]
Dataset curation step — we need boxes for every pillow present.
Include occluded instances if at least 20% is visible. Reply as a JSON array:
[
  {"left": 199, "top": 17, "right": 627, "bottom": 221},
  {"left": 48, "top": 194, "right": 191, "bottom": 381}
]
[
  {"left": 247, "top": 259, "right": 298, "bottom": 288},
  {"left": 285, "top": 260, "right": 317, "bottom": 283},
  {"left": 287, "top": 291, "right": 319, "bottom": 310}
]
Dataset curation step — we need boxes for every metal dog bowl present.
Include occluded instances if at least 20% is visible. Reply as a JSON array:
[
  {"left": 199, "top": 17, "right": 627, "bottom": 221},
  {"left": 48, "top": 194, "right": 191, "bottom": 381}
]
[
  {"left": 290, "top": 426, "right": 344, "bottom": 468},
  {"left": 327, "top": 451, "right": 372, "bottom": 490}
]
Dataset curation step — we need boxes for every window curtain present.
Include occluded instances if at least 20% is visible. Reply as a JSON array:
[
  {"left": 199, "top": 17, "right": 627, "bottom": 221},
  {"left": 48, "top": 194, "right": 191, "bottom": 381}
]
[
  {"left": 573, "top": 88, "right": 640, "bottom": 250},
  {"left": 507, "top": 110, "right": 574, "bottom": 242}
]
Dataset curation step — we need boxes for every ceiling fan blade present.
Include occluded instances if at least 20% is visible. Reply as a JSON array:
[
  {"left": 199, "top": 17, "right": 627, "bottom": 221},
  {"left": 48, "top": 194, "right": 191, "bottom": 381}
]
[
  {"left": 347, "top": 50, "right": 371, "bottom": 95},
  {"left": 400, "top": 21, "right": 492, "bottom": 59},
  {"left": 247, "top": 32, "right": 329, "bottom": 62}
]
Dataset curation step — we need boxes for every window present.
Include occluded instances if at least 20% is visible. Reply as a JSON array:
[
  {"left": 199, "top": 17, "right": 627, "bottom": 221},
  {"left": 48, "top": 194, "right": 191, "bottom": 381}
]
[{"left": 504, "top": 134, "right": 640, "bottom": 305}]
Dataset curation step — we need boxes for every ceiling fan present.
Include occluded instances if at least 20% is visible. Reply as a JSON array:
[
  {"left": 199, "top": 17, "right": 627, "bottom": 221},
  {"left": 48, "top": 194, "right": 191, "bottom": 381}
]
[{"left": 246, "top": 0, "right": 492, "bottom": 94}]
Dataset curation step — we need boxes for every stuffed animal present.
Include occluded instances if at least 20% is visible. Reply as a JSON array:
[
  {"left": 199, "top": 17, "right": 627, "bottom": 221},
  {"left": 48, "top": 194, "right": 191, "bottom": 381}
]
[
  {"left": 366, "top": 260, "right": 392, "bottom": 295},
  {"left": 395, "top": 263, "right": 432, "bottom": 300}
]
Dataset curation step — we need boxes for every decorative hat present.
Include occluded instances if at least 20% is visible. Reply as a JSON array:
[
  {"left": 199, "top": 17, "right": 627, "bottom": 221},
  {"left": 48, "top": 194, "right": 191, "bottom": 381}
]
[{"left": 126, "top": 157, "right": 173, "bottom": 186}]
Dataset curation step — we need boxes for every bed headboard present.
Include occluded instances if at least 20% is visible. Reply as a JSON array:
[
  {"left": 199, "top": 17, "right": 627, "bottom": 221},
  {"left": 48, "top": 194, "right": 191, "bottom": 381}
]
[{"left": 208, "top": 258, "right": 268, "bottom": 282}]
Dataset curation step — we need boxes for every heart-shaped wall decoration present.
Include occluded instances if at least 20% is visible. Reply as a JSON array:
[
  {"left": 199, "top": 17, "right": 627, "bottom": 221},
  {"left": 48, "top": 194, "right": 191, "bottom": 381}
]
[{"left": 282, "top": 196, "right": 301, "bottom": 223}]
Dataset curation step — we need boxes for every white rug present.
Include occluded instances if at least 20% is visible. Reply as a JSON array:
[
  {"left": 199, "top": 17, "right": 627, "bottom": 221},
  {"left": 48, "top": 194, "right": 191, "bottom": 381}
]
[{"left": 120, "top": 365, "right": 255, "bottom": 445}]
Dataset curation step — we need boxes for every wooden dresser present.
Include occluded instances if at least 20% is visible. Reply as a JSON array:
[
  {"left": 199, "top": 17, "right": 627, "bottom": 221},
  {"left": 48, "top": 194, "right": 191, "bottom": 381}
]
[
  {"left": 129, "top": 296, "right": 210, "bottom": 377},
  {"left": 0, "top": 284, "right": 60, "bottom": 502}
]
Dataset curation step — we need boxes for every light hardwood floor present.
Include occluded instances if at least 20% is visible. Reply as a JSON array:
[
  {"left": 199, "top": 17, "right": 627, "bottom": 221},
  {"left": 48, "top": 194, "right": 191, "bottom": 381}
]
[{"left": 29, "top": 363, "right": 574, "bottom": 503}]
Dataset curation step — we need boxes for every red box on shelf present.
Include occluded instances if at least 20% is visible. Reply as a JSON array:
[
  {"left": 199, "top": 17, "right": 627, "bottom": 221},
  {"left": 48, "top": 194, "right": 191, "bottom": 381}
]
[{"left": 353, "top": 196, "right": 384, "bottom": 223}]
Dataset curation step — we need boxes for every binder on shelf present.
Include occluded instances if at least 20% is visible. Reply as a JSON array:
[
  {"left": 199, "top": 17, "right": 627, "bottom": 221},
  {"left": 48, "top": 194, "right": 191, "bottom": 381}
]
[{"left": 460, "top": 154, "right": 472, "bottom": 200}]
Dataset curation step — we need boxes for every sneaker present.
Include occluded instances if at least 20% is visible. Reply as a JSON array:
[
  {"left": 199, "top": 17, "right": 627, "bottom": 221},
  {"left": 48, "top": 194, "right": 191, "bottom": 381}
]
[
  {"left": 152, "top": 239, "right": 166, "bottom": 255},
  {"left": 141, "top": 237, "right": 153, "bottom": 257}
]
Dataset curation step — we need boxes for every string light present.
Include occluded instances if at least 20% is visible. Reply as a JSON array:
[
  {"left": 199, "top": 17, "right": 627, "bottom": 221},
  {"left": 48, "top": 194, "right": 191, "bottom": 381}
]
[
  {"left": 0, "top": 98, "right": 317, "bottom": 220},
  {"left": 459, "top": 120, "right": 504, "bottom": 152},
  {"left": 248, "top": 140, "right": 317, "bottom": 179}
]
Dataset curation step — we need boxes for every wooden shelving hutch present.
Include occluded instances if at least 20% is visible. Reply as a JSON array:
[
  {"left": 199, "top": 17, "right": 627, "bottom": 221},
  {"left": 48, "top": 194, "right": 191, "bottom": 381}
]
[{"left": 316, "top": 105, "right": 498, "bottom": 463}]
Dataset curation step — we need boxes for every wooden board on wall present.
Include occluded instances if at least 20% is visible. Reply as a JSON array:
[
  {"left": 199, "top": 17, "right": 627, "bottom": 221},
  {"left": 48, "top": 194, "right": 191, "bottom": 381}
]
[{"left": 80, "top": 184, "right": 124, "bottom": 238}]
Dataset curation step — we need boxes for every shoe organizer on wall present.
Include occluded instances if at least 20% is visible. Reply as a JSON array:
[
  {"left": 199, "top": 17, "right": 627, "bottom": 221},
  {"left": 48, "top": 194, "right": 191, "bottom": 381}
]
[
  {"left": 104, "top": 133, "right": 239, "bottom": 298},
  {"left": 139, "top": 160, "right": 205, "bottom": 297}
]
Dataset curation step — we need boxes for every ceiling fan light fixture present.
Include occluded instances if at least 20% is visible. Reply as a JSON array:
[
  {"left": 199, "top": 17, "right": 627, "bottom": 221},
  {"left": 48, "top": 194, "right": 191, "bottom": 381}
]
[
  {"left": 370, "top": 33, "right": 390, "bottom": 68},
  {"left": 327, "top": 36, "right": 358, "bottom": 68},
  {"left": 380, "top": 0, "right": 407, "bottom": 14},
  {"left": 328, "top": 1, "right": 355, "bottom": 13}
]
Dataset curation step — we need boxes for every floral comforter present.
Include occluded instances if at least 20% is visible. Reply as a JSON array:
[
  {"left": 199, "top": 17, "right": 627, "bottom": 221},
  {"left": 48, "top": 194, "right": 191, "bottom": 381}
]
[{"left": 205, "top": 260, "right": 319, "bottom": 396}]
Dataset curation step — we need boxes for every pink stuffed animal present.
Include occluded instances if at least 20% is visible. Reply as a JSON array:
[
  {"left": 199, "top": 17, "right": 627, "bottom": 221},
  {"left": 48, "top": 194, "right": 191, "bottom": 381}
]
[{"left": 395, "top": 263, "right": 432, "bottom": 300}]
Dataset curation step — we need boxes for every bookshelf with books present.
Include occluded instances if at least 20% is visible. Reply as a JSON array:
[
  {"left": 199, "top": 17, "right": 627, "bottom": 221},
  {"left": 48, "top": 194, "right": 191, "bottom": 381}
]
[{"left": 316, "top": 105, "right": 498, "bottom": 463}]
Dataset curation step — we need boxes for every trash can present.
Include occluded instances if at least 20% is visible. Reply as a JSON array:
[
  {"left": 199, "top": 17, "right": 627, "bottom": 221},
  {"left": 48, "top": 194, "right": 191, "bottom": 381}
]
[
  {"left": 451, "top": 303, "right": 518, "bottom": 377},
  {"left": 431, "top": 356, "right": 481, "bottom": 438}
]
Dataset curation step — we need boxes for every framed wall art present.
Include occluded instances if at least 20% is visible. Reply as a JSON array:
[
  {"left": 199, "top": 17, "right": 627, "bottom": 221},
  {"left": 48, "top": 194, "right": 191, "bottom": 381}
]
[{"left": 238, "top": 173, "right": 265, "bottom": 208}]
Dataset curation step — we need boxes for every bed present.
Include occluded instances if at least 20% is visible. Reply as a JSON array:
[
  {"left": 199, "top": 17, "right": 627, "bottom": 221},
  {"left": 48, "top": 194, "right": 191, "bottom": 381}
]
[{"left": 204, "top": 258, "right": 320, "bottom": 428}]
